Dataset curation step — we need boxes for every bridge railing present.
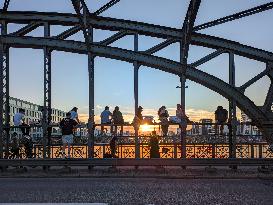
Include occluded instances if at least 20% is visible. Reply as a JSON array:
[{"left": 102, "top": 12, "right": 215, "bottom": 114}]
[{"left": 0, "top": 121, "right": 270, "bottom": 160}]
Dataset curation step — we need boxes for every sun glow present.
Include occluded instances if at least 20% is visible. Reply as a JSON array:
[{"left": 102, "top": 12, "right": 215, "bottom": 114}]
[{"left": 140, "top": 124, "right": 154, "bottom": 132}]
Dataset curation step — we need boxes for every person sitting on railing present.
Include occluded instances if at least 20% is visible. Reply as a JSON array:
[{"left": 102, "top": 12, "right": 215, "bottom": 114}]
[
  {"left": 100, "top": 106, "right": 112, "bottom": 134},
  {"left": 175, "top": 104, "right": 189, "bottom": 130},
  {"left": 13, "top": 108, "right": 32, "bottom": 158},
  {"left": 60, "top": 112, "right": 78, "bottom": 159},
  {"left": 215, "top": 106, "right": 228, "bottom": 135},
  {"left": 69, "top": 107, "right": 80, "bottom": 124},
  {"left": 112, "top": 106, "right": 124, "bottom": 136},
  {"left": 158, "top": 106, "right": 169, "bottom": 136},
  {"left": 133, "top": 106, "right": 144, "bottom": 131}
]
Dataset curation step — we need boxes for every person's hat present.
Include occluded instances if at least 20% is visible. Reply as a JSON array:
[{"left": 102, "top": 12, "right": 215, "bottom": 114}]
[{"left": 138, "top": 106, "right": 143, "bottom": 110}]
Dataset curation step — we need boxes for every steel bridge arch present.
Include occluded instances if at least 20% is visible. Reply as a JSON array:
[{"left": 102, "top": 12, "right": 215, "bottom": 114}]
[
  {"left": 1, "top": 11, "right": 273, "bottom": 62},
  {"left": 0, "top": 5, "right": 273, "bottom": 156},
  {"left": 0, "top": 35, "right": 270, "bottom": 130}
]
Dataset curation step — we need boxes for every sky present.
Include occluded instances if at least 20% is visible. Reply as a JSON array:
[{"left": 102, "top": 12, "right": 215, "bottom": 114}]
[{"left": 2, "top": 0, "right": 273, "bottom": 122}]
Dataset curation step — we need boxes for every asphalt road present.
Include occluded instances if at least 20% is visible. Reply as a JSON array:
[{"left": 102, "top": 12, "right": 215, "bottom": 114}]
[{"left": 0, "top": 178, "right": 273, "bottom": 204}]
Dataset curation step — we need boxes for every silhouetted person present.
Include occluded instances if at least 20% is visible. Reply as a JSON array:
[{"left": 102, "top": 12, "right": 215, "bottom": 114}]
[
  {"left": 70, "top": 107, "right": 80, "bottom": 123},
  {"left": 176, "top": 104, "right": 189, "bottom": 130},
  {"left": 215, "top": 106, "right": 228, "bottom": 135},
  {"left": 149, "top": 131, "right": 160, "bottom": 158},
  {"left": 9, "top": 132, "right": 20, "bottom": 159},
  {"left": 13, "top": 108, "right": 32, "bottom": 158},
  {"left": 60, "top": 112, "right": 78, "bottom": 159},
  {"left": 158, "top": 106, "right": 169, "bottom": 136},
  {"left": 112, "top": 106, "right": 124, "bottom": 135},
  {"left": 100, "top": 106, "right": 112, "bottom": 134}
]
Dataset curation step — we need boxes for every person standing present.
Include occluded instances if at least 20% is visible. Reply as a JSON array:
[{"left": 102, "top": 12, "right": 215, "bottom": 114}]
[
  {"left": 112, "top": 106, "right": 124, "bottom": 135},
  {"left": 149, "top": 131, "right": 160, "bottom": 158},
  {"left": 158, "top": 106, "right": 169, "bottom": 136},
  {"left": 13, "top": 108, "right": 32, "bottom": 158},
  {"left": 100, "top": 106, "right": 112, "bottom": 134},
  {"left": 60, "top": 112, "right": 78, "bottom": 159},
  {"left": 215, "top": 106, "right": 228, "bottom": 135}
]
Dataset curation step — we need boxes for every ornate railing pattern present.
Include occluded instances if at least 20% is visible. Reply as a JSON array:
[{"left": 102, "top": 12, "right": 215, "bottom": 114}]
[{"left": 7, "top": 143, "right": 271, "bottom": 159}]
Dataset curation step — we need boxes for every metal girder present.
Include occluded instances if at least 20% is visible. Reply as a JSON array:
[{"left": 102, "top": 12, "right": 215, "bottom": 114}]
[
  {"left": 0, "top": 21, "right": 9, "bottom": 159},
  {"left": 55, "top": 25, "right": 81, "bottom": 40},
  {"left": 180, "top": 0, "right": 201, "bottom": 65},
  {"left": 43, "top": 22, "right": 51, "bottom": 158},
  {"left": 10, "top": 22, "right": 42, "bottom": 36},
  {"left": 144, "top": 39, "right": 177, "bottom": 55},
  {"left": 2, "top": 0, "right": 10, "bottom": 12},
  {"left": 190, "top": 49, "right": 225, "bottom": 67},
  {"left": 1, "top": 12, "right": 273, "bottom": 62},
  {"left": 263, "top": 63, "right": 273, "bottom": 113},
  {"left": 240, "top": 68, "right": 270, "bottom": 91},
  {"left": 194, "top": 2, "right": 273, "bottom": 31},
  {"left": 0, "top": 35, "right": 267, "bottom": 125},
  {"left": 99, "top": 30, "right": 128, "bottom": 46},
  {"left": 71, "top": 0, "right": 91, "bottom": 48},
  {"left": 180, "top": 0, "right": 201, "bottom": 159},
  {"left": 93, "top": 0, "right": 121, "bottom": 16},
  {"left": 228, "top": 52, "right": 237, "bottom": 158},
  {"left": 1, "top": 158, "right": 273, "bottom": 167},
  {"left": 55, "top": 0, "right": 121, "bottom": 40}
]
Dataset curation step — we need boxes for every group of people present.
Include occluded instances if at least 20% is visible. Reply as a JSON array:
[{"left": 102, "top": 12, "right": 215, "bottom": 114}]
[
  {"left": 9, "top": 104, "right": 230, "bottom": 159},
  {"left": 10, "top": 107, "right": 80, "bottom": 159}
]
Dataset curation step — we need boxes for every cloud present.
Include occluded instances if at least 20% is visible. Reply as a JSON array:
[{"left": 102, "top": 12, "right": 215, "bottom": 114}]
[{"left": 78, "top": 106, "right": 217, "bottom": 123}]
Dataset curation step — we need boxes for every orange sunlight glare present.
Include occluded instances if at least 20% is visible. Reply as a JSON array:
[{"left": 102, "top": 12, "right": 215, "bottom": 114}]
[{"left": 140, "top": 124, "right": 154, "bottom": 132}]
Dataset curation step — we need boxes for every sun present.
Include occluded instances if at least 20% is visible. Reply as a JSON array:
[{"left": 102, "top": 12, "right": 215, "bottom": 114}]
[{"left": 140, "top": 124, "right": 154, "bottom": 132}]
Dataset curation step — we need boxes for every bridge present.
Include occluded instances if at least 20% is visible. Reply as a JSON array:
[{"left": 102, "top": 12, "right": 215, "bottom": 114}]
[{"left": 0, "top": 0, "right": 273, "bottom": 169}]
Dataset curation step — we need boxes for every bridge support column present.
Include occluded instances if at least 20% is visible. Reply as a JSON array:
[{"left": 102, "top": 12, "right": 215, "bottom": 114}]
[
  {"left": 88, "top": 27, "right": 95, "bottom": 159},
  {"left": 0, "top": 21, "right": 10, "bottom": 159},
  {"left": 134, "top": 33, "right": 140, "bottom": 159},
  {"left": 43, "top": 22, "right": 52, "bottom": 159},
  {"left": 228, "top": 52, "right": 237, "bottom": 159}
]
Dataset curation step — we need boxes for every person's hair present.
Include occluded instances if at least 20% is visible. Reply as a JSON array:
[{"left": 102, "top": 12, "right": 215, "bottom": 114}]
[
  {"left": 72, "top": 107, "right": 78, "bottom": 112},
  {"left": 115, "top": 106, "right": 119, "bottom": 111},
  {"left": 66, "top": 112, "right": 71, "bottom": 117},
  {"left": 105, "top": 106, "right": 109, "bottom": 110},
  {"left": 19, "top": 108, "right": 25, "bottom": 113}
]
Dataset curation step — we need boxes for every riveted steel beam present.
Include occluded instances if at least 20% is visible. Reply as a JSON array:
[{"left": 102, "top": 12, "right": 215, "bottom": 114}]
[
  {"left": 99, "top": 30, "right": 128, "bottom": 46},
  {"left": 194, "top": 2, "right": 273, "bottom": 31},
  {"left": 180, "top": 0, "right": 201, "bottom": 159},
  {"left": 263, "top": 63, "right": 273, "bottom": 113},
  {"left": 0, "top": 36, "right": 268, "bottom": 123},
  {"left": 190, "top": 49, "right": 225, "bottom": 67},
  {"left": 1, "top": 12, "right": 273, "bottom": 63},
  {"left": 10, "top": 22, "right": 43, "bottom": 36},
  {"left": 0, "top": 21, "right": 9, "bottom": 159},
  {"left": 93, "top": 0, "right": 121, "bottom": 16},
  {"left": 2, "top": 0, "right": 10, "bottom": 12},
  {"left": 144, "top": 38, "right": 177, "bottom": 55},
  {"left": 239, "top": 68, "right": 270, "bottom": 92},
  {"left": 56, "top": 0, "right": 121, "bottom": 40}
]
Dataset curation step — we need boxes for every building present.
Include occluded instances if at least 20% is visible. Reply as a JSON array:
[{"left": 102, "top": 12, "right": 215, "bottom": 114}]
[
  {"left": 9, "top": 97, "right": 66, "bottom": 139},
  {"left": 200, "top": 119, "right": 214, "bottom": 135},
  {"left": 240, "top": 111, "right": 260, "bottom": 136}
]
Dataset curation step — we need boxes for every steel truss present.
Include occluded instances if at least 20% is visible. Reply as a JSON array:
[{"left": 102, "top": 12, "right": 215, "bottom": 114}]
[{"left": 0, "top": 1, "right": 273, "bottom": 159}]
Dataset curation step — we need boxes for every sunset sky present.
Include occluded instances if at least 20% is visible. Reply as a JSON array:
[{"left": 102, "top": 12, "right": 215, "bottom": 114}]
[{"left": 3, "top": 0, "right": 273, "bottom": 123}]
